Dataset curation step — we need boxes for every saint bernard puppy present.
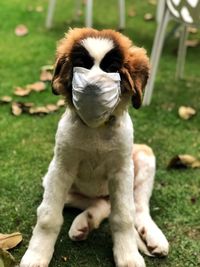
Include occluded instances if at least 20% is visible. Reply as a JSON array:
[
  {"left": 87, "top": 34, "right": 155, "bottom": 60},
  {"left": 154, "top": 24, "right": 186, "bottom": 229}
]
[{"left": 20, "top": 28, "right": 169, "bottom": 267}]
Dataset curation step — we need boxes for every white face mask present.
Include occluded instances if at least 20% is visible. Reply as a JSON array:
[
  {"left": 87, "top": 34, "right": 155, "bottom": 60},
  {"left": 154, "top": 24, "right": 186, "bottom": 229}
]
[{"left": 72, "top": 66, "right": 121, "bottom": 128}]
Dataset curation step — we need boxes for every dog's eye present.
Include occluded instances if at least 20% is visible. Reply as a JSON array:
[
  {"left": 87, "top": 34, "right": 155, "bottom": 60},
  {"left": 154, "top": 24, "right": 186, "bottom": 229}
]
[
  {"left": 102, "top": 63, "right": 121, "bottom": 72},
  {"left": 100, "top": 47, "right": 123, "bottom": 73},
  {"left": 71, "top": 45, "right": 94, "bottom": 69},
  {"left": 73, "top": 57, "right": 94, "bottom": 69}
]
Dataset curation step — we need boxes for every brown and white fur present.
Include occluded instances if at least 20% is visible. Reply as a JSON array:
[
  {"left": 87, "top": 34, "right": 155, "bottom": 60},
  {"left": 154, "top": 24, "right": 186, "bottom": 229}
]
[{"left": 20, "top": 28, "right": 169, "bottom": 267}]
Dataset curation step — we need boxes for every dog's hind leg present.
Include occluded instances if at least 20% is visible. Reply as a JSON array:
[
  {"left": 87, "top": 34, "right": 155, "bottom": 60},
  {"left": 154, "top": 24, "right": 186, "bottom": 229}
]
[
  {"left": 66, "top": 194, "right": 110, "bottom": 241},
  {"left": 133, "top": 144, "right": 169, "bottom": 257}
]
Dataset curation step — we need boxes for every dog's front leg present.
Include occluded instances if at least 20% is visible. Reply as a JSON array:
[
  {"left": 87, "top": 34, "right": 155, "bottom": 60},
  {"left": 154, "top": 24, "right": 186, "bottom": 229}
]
[
  {"left": 20, "top": 156, "right": 76, "bottom": 267},
  {"left": 109, "top": 159, "right": 145, "bottom": 267}
]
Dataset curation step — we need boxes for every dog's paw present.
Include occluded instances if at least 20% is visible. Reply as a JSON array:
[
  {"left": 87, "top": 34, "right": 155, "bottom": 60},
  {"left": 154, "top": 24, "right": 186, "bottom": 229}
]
[
  {"left": 139, "top": 225, "right": 169, "bottom": 257},
  {"left": 114, "top": 250, "right": 146, "bottom": 267},
  {"left": 136, "top": 216, "right": 169, "bottom": 257},
  {"left": 68, "top": 212, "right": 90, "bottom": 241},
  {"left": 113, "top": 232, "right": 146, "bottom": 267},
  {"left": 20, "top": 249, "right": 49, "bottom": 267}
]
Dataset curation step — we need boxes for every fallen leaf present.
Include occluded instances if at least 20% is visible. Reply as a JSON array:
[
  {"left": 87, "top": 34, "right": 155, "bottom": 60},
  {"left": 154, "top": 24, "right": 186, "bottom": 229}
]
[
  {"left": 46, "top": 104, "right": 59, "bottom": 112},
  {"left": 167, "top": 154, "right": 200, "bottom": 169},
  {"left": 11, "top": 102, "right": 23, "bottom": 116},
  {"left": 148, "top": 0, "right": 157, "bottom": 5},
  {"left": 19, "top": 102, "right": 34, "bottom": 113},
  {"left": 178, "top": 106, "right": 196, "bottom": 120},
  {"left": 186, "top": 39, "right": 199, "bottom": 47},
  {"left": 15, "top": 24, "right": 29, "bottom": 37},
  {"left": 0, "top": 249, "right": 16, "bottom": 267},
  {"left": 128, "top": 8, "right": 136, "bottom": 17},
  {"left": 76, "top": 9, "right": 83, "bottom": 17},
  {"left": 40, "top": 70, "right": 52, "bottom": 82},
  {"left": 61, "top": 256, "right": 68, "bottom": 262},
  {"left": 22, "top": 102, "right": 34, "bottom": 108},
  {"left": 29, "top": 106, "right": 49, "bottom": 115},
  {"left": 10, "top": 102, "right": 34, "bottom": 115},
  {"left": 144, "top": 13, "right": 154, "bottom": 21},
  {"left": 56, "top": 99, "right": 65, "bottom": 107},
  {"left": 35, "top": 6, "right": 44, "bottom": 12},
  {"left": 0, "top": 96, "right": 12, "bottom": 104},
  {"left": 0, "top": 232, "right": 22, "bottom": 250},
  {"left": 27, "top": 81, "right": 46, "bottom": 92},
  {"left": 188, "top": 27, "right": 198, "bottom": 34},
  {"left": 14, "top": 87, "right": 31, "bottom": 97}
]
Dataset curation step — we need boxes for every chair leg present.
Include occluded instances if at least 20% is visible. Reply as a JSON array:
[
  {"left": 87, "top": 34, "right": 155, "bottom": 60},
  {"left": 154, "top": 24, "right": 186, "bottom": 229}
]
[
  {"left": 85, "top": 0, "right": 93, "bottom": 27},
  {"left": 45, "top": 0, "right": 57, "bottom": 29},
  {"left": 176, "top": 25, "right": 188, "bottom": 79},
  {"left": 143, "top": 9, "right": 170, "bottom": 106},
  {"left": 118, "top": 0, "right": 125, "bottom": 30},
  {"left": 156, "top": 0, "right": 165, "bottom": 23}
]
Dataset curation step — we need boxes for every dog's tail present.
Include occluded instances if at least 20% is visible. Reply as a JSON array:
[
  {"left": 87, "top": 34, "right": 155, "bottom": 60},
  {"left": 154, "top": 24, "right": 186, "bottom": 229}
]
[{"left": 134, "top": 228, "right": 154, "bottom": 257}]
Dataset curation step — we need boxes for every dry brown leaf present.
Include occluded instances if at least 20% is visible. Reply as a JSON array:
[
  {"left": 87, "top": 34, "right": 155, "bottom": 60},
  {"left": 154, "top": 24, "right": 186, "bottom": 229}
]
[
  {"left": 188, "top": 27, "right": 198, "bottom": 34},
  {"left": 11, "top": 102, "right": 34, "bottom": 115},
  {"left": 0, "top": 96, "right": 12, "bottom": 104},
  {"left": 27, "top": 81, "right": 46, "bottom": 92},
  {"left": 40, "top": 70, "right": 53, "bottom": 82},
  {"left": 56, "top": 99, "right": 65, "bottom": 107},
  {"left": 178, "top": 106, "right": 196, "bottom": 120},
  {"left": 29, "top": 106, "right": 49, "bottom": 115},
  {"left": 11, "top": 102, "right": 23, "bottom": 116},
  {"left": 128, "top": 8, "right": 136, "bottom": 17},
  {"left": 46, "top": 104, "right": 59, "bottom": 112},
  {"left": 144, "top": 13, "right": 154, "bottom": 21},
  {"left": 22, "top": 102, "right": 34, "bottom": 108},
  {"left": 15, "top": 24, "right": 29, "bottom": 37},
  {"left": 76, "top": 9, "right": 83, "bottom": 17},
  {"left": 167, "top": 154, "right": 200, "bottom": 169},
  {"left": 20, "top": 102, "right": 35, "bottom": 113},
  {"left": 14, "top": 86, "right": 31, "bottom": 96},
  {"left": 186, "top": 39, "right": 199, "bottom": 47},
  {"left": 0, "top": 232, "right": 22, "bottom": 250},
  {"left": 35, "top": 6, "right": 44, "bottom": 12},
  {"left": 148, "top": 0, "right": 157, "bottom": 5},
  {"left": 61, "top": 256, "right": 68, "bottom": 262}
]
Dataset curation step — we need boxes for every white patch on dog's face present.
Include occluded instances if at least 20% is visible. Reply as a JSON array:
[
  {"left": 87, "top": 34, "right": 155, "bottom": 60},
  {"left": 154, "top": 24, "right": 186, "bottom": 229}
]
[
  {"left": 81, "top": 37, "right": 114, "bottom": 65},
  {"left": 71, "top": 36, "right": 123, "bottom": 74}
]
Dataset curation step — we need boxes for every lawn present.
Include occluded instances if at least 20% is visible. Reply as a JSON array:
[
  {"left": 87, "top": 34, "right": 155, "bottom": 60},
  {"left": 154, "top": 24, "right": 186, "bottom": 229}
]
[{"left": 0, "top": 0, "right": 200, "bottom": 267}]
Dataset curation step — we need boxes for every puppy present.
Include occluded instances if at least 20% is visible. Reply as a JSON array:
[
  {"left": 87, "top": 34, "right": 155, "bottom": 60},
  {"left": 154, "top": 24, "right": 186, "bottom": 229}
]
[{"left": 20, "top": 28, "right": 169, "bottom": 267}]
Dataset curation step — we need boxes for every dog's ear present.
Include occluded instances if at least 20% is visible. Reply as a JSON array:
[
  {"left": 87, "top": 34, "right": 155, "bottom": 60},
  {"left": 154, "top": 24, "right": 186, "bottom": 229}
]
[
  {"left": 51, "top": 56, "right": 72, "bottom": 95},
  {"left": 120, "top": 47, "right": 150, "bottom": 109}
]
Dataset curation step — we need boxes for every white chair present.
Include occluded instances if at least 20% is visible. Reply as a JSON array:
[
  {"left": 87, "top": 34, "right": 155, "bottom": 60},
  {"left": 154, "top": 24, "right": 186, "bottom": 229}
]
[
  {"left": 45, "top": 0, "right": 125, "bottom": 29},
  {"left": 143, "top": 0, "right": 200, "bottom": 106}
]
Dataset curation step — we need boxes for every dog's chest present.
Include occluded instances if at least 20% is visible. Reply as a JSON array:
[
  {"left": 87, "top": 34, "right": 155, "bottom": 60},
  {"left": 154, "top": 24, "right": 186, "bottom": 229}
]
[{"left": 72, "top": 151, "right": 109, "bottom": 197}]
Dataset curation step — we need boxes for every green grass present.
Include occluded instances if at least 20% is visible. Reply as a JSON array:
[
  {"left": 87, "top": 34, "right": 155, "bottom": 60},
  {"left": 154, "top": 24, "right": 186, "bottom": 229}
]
[{"left": 0, "top": 0, "right": 200, "bottom": 266}]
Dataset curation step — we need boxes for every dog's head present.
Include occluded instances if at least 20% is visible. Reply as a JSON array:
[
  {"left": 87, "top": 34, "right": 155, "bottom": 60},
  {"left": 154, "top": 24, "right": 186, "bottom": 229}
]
[{"left": 52, "top": 28, "right": 149, "bottom": 109}]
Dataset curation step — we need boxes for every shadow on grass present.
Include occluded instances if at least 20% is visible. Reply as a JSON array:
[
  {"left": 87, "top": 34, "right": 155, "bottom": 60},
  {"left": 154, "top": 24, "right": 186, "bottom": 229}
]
[{"left": 51, "top": 208, "right": 114, "bottom": 267}]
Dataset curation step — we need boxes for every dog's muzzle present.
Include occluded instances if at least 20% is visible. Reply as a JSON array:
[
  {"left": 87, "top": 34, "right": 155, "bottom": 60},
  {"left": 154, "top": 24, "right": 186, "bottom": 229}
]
[{"left": 72, "top": 67, "right": 121, "bottom": 128}]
